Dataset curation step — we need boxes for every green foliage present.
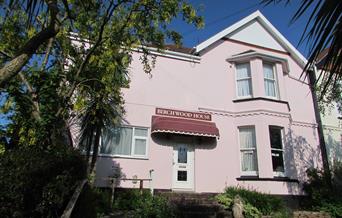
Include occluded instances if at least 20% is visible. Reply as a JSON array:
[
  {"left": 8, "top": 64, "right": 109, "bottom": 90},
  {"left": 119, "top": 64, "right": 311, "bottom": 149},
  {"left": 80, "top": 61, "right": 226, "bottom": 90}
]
[
  {"left": 0, "top": 145, "right": 86, "bottom": 217},
  {"left": 224, "top": 187, "right": 285, "bottom": 215},
  {"left": 0, "top": 0, "right": 204, "bottom": 170},
  {"left": 71, "top": 186, "right": 113, "bottom": 218},
  {"left": 243, "top": 202, "right": 262, "bottom": 218},
  {"left": 303, "top": 163, "right": 342, "bottom": 218},
  {"left": 215, "top": 194, "right": 233, "bottom": 209},
  {"left": 216, "top": 186, "right": 286, "bottom": 217},
  {"left": 113, "top": 189, "right": 175, "bottom": 218}
]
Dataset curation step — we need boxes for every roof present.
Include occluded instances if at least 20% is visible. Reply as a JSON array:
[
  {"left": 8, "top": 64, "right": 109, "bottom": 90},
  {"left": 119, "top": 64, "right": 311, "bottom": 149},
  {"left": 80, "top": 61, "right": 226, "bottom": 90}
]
[
  {"left": 163, "top": 44, "right": 195, "bottom": 55},
  {"left": 316, "top": 47, "right": 330, "bottom": 69},
  {"left": 195, "top": 10, "right": 307, "bottom": 67}
]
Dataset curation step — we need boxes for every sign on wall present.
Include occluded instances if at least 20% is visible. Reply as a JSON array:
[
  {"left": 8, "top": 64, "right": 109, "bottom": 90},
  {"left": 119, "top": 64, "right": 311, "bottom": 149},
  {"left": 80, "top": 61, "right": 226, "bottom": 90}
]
[{"left": 155, "top": 108, "right": 212, "bottom": 121}]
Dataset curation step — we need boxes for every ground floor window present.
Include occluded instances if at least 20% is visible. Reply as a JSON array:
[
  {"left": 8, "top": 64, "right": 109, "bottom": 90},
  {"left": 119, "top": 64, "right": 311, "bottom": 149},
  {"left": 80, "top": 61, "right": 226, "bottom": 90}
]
[
  {"left": 269, "top": 126, "right": 285, "bottom": 176},
  {"left": 100, "top": 126, "right": 148, "bottom": 158},
  {"left": 239, "top": 126, "right": 258, "bottom": 175}
]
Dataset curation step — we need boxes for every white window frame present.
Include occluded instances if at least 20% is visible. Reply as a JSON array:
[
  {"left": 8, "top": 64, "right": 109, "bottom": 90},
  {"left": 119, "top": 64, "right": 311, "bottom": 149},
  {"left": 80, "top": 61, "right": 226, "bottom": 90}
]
[
  {"left": 99, "top": 125, "right": 149, "bottom": 159},
  {"left": 263, "top": 62, "right": 279, "bottom": 99},
  {"left": 235, "top": 62, "right": 253, "bottom": 99},
  {"left": 238, "top": 126, "right": 258, "bottom": 176},
  {"left": 269, "top": 126, "right": 285, "bottom": 177}
]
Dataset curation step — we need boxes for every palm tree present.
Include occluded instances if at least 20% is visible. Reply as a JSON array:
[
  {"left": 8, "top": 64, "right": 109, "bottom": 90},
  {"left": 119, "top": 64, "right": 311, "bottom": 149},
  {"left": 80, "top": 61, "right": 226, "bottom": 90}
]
[
  {"left": 78, "top": 93, "right": 123, "bottom": 174},
  {"left": 262, "top": 0, "right": 342, "bottom": 94}
]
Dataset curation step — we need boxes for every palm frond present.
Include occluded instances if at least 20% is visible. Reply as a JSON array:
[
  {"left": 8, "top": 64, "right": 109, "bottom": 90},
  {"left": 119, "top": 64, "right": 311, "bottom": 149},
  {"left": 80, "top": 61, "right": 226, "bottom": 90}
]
[{"left": 261, "top": 0, "right": 342, "bottom": 96}]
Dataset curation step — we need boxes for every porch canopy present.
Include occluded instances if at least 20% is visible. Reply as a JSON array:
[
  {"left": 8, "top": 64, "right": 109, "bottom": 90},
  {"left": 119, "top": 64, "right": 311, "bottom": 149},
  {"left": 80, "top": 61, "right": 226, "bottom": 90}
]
[{"left": 151, "top": 115, "right": 220, "bottom": 138}]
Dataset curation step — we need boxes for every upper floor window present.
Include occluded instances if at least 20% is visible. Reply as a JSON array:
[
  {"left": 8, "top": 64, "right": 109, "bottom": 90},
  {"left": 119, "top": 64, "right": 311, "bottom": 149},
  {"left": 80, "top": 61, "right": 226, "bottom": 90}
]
[
  {"left": 100, "top": 126, "right": 148, "bottom": 158},
  {"left": 236, "top": 63, "right": 252, "bottom": 98},
  {"left": 239, "top": 126, "right": 258, "bottom": 175},
  {"left": 269, "top": 126, "right": 285, "bottom": 176},
  {"left": 263, "top": 63, "right": 278, "bottom": 98}
]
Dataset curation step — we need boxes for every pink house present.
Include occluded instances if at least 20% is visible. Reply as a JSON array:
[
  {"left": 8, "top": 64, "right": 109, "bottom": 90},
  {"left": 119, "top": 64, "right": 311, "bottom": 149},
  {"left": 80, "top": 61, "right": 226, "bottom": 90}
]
[{"left": 95, "top": 11, "right": 322, "bottom": 196}]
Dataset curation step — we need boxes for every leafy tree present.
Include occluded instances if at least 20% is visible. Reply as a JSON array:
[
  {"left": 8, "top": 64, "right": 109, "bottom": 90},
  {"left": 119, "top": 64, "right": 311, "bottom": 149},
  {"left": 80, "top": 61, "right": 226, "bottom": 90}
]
[{"left": 0, "top": 0, "right": 203, "bottom": 171}]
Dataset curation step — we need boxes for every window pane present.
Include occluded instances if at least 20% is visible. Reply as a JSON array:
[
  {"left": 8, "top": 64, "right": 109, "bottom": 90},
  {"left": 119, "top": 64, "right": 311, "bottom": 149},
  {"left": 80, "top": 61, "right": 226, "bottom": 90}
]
[
  {"left": 134, "top": 138, "right": 146, "bottom": 155},
  {"left": 101, "top": 127, "right": 132, "bottom": 155},
  {"left": 239, "top": 127, "right": 258, "bottom": 172},
  {"left": 134, "top": 128, "right": 148, "bottom": 137},
  {"left": 269, "top": 127, "right": 282, "bottom": 149},
  {"left": 239, "top": 128, "right": 256, "bottom": 149},
  {"left": 237, "top": 79, "right": 252, "bottom": 97},
  {"left": 264, "top": 63, "right": 277, "bottom": 97},
  {"left": 263, "top": 64, "right": 274, "bottom": 79},
  {"left": 236, "top": 63, "right": 251, "bottom": 79},
  {"left": 177, "top": 171, "right": 187, "bottom": 181},
  {"left": 241, "top": 151, "right": 258, "bottom": 172},
  {"left": 178, "top": 146, "right": 188, "bottom": 163},
  {"left": 264, "top": 79, "right": 276, "bottom": 97},
  {"left": 272, "top": 150, "right": 285, "bottom": 172}
]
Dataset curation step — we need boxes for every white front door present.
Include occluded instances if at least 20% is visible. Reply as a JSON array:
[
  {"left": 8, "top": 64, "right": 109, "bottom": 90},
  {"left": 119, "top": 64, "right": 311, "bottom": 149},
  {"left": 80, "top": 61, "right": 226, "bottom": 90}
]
[{"left": 172, "top": 144, "right": 194, "bottom": 190}]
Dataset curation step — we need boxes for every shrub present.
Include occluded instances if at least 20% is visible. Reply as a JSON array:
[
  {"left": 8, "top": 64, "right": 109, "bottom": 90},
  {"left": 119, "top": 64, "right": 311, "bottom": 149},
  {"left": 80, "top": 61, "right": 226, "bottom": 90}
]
[
  {"left": 303, "top": 163, "right": 342, "bottom": 218},
  {"left": 0, "top": 145, "right": 86, "bottom": 217},
  {"left": 113, "top": 189, "right": 175, "bottom": 218},
  {"left": 71, "top": 186, "right": 113, "bottom": 218},
  {"left": 216, "top": 186, "right": 286, "bottom": 217},
  {"left": 225, "top": 187, "right": 284, "bottom": 215}
]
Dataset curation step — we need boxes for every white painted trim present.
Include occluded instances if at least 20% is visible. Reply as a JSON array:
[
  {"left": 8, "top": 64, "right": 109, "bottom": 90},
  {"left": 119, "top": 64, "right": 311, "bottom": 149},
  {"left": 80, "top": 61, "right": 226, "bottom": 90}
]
[
  {"left": 195, "top": 10, "right": 307, "bottom": 67},
  {"left": 132, "top": 46, "right": 201, "bottom": 63},
  {"left": 227, "top": 51, "right": 290, "bottom": 73}
]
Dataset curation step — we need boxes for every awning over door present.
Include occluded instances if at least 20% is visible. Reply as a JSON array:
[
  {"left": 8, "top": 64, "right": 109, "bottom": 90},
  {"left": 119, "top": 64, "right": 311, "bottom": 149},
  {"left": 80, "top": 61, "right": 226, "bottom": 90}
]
[{"left": 151, "top": 116, "right": 220, "bottom": 138}]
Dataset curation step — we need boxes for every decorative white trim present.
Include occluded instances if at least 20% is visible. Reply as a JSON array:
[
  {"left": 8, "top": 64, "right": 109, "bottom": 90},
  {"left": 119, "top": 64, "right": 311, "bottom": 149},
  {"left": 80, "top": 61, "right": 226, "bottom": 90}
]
[
  {"left": 151, "top": 129, "right": 218, "bottom": 138},
  {"left": 131, "top": 46, "right": 201, "bottom": 63},
  {"left": 198, "top": 107, "right": 291, "bottom": 119},
  {"left": 195, "top": 10, "right": 307, "bottom": 68},
  {"left": 323, "top": 125, "right": 342, "bottom": 131},
  {"left": 291, "top": 121, "right": 318, "bottom": 128}
]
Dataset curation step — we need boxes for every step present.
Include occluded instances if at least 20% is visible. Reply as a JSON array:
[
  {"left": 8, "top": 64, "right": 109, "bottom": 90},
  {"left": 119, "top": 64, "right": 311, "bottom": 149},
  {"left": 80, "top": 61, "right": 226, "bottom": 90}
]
[{"left": 158, "top": 192, "right": 233, "bottom": 218}]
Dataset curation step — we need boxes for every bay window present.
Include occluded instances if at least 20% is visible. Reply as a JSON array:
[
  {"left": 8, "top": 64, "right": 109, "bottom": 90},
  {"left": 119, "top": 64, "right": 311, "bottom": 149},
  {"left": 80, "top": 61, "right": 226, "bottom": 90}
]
[
  {"left": 100, "top": 126, "right": 148, "bottom": 158},
  {"left": 236, "top": 63, "right": 253, "bottom": 98},
  {"left": 239, "top": 127, "right": 258, "bottom": 175},
  {"left": 269, "top": 126, "right": 285, "bottom": 176}
]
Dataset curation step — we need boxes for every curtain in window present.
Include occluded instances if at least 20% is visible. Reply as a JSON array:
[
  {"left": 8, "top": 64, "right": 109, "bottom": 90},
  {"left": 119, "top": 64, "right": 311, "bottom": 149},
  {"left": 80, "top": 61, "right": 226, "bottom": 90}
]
[
  {"left": 239, "top": 128, "right": 258, "bottom": 172},
  {"left": 236, "top": 64, "right": 252, "bottom": 97},
  {"left": 264, "top": 64, "right": 276, "bottom": 97},
  {"left": 101, "top": 127, "right": 133, "bottom": 155}
]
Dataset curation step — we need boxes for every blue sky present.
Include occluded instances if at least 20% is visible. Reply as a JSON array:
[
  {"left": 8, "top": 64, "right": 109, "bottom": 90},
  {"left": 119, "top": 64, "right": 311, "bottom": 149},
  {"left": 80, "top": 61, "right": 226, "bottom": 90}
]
[{"left": 170, "top": 0, "right": 313, "bottom": 58}]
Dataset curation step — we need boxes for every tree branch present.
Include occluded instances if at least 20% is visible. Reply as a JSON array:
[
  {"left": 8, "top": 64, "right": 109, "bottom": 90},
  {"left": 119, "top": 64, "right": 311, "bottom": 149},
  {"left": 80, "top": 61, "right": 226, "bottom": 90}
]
[
  {"left": 56, "top": 1, "right": 122, "bottom": 117},
  {"left": 18, "top": 72, "right": 41, "bottom": 121},
  {"left": 0, "top": 0, "right": 60, "bottom": 88}
]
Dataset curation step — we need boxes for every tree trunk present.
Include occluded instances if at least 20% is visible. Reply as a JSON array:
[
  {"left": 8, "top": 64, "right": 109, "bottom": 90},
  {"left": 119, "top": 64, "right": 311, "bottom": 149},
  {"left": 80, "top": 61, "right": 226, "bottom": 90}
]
[
  {"left": 90, "top": 126, "right": 101, "bottom": 173},
  {"left": 308, "top": 70, "right": 332, "bottom": 187},
  {"left": 0, "top": 17, "right": 59, "bottom": 88}
]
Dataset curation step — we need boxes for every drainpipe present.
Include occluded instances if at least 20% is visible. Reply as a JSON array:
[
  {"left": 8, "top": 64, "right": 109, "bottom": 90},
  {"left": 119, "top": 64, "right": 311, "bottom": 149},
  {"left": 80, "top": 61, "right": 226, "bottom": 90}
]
[
  {"left": 149, "top": 169, "right": 154, "bottom": 195},
  {"left": 308, "top": 67, "right": 332, "bottom": 186}
]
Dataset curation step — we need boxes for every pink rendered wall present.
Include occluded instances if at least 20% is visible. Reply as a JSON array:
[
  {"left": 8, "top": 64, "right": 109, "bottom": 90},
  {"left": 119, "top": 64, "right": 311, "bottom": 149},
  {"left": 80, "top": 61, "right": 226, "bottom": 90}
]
[{"left": 95, "top": 39, "right": 321, "bottom": 195}]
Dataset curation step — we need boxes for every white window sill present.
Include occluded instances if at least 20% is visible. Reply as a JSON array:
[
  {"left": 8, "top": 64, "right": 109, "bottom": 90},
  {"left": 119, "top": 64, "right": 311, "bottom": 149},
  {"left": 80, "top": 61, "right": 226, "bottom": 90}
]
[
  {"left": 273, "top": 172, "right": 286, "bottom": 177},
  {"left": 98, "top": 154, "right": 149, "bottom": 160},
  {"left": 241, "top": 171, "right": 258, "bottom": 177}
]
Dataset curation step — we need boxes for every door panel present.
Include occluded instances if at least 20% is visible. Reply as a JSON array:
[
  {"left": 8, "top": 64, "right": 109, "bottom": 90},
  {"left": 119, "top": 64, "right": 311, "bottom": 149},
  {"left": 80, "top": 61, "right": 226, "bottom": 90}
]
[{"left": 172, "top": 144, "right": 194, "bottom": 190}]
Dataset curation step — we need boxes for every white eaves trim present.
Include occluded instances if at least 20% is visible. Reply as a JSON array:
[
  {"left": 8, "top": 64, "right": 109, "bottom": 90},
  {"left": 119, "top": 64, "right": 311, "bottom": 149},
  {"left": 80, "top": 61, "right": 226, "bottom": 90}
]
[
  {"left": 226, "top": 51, "right": 290, "bottom": 73},
  {"left": 132, "top": 46, "right": 201, "bottom": 63},
  {"left": 195, "top": 10, "right": 307, "bottom": 68}
]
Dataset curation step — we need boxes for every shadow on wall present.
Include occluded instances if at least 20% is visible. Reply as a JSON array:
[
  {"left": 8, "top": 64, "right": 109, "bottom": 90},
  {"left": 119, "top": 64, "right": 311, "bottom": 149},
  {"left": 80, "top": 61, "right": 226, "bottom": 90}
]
[
  {"left": 95, "top": 159, "right": 126, "bottom": 188},
  {"left": 284, "top": 127, "right": 321, "bottom": 194},
  {"left": 151, "top": 133, "right": 217, "bottom": 150},
  {"left": 325, "top": 132, "right": 342, "bottom": 165}
]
